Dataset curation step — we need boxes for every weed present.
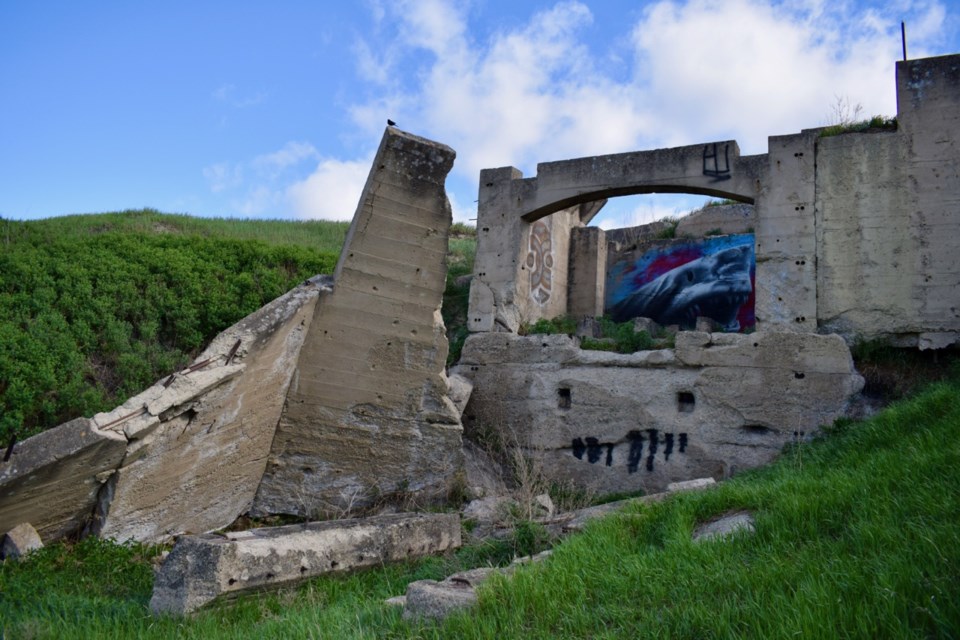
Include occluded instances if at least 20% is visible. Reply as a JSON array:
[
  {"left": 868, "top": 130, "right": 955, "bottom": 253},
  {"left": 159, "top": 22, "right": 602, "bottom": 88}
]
[{"left": 654, "top": 217, "right": 679, "bottom": 239}]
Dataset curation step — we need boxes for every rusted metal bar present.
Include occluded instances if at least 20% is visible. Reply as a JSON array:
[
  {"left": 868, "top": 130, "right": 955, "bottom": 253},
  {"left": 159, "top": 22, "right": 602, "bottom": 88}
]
[
  {"left": 100, "top": 405, "right": 148, "bottom": 430},
  {"left": 224, "top": 339, "right": 242, "bottom": 366},
  {"left": 186, "top": 357, "right": 215, "bottom": 373}
]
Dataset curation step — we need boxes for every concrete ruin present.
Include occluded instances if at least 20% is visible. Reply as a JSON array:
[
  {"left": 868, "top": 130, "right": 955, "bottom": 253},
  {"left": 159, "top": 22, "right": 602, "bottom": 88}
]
[
  {"left": 1, "top": 54, "right": 957, "bottom": 557},
  {"left": 1, "top": 128, "right": 464, "bottom": 544},
  {"left": 467, "top": 54, "right": 960, "bottom": 348},
  {"left": 456, "top": 331, "right": 863, "bottom": 494}
]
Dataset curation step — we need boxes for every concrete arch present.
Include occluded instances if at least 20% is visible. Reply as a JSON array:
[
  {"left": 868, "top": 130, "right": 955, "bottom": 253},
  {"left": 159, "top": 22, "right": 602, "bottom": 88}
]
[{"left": 515, "top": 141, "right": 764, "bottom": 222}]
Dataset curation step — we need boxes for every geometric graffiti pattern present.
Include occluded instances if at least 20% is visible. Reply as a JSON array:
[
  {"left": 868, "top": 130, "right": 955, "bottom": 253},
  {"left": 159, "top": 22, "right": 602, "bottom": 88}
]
[{"left": 527, "top": 220, "right": 553, "bottom": 305}]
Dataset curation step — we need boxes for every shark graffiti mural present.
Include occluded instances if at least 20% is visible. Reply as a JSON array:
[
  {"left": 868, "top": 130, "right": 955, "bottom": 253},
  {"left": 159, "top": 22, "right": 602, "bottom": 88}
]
[{"left": 606, "top": 234, "right": 755, "bottom": 331}]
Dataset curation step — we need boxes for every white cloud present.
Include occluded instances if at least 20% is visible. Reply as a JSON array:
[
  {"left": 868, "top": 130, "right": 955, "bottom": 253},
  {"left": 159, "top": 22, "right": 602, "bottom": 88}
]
[
  {"left": 348, "top": 0, "right": 949, "bottom": 182},
  {"left": 253, "top": 141, "right": 319, "bottom": 170},
  {"left": 202, "top": 162, "right": 242, "bottom": 193},
  {"left": 211, "top": 83, "right": 268, "bottom": 108},
  {"left": 628, "top": 0, "right": 935, "bottom": 152},
  {"left": 286, "top": 157, "right": 372, "bottom": 221}
]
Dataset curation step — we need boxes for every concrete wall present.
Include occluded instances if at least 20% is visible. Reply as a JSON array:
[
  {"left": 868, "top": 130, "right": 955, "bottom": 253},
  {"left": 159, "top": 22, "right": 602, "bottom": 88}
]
[
  {"left": 253, "top": 128, "right": 464, "bottom": 517},
  {"left": 0, "top": 277, "right": 329, "bottom": 543},
  {"left": 469, "top": 53, "right": 960, "bottom": 348},
  {"left": 815, "top": 55, "right": 960, "bottom": 347},
  {"left": 456, "top": 331, "right": 863, "bottom": 494}
]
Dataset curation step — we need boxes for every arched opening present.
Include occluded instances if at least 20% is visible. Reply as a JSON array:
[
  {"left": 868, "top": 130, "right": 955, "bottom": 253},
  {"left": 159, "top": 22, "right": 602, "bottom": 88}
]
[{"left": 568, "top": 193, "right": 757, "bottom": 333}]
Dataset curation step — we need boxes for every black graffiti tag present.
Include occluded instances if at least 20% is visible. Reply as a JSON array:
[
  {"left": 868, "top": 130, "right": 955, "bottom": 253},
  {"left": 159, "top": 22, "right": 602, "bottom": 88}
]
[
  {"left": 577, "top": 431, "right": 689, "bottom": 473},
  {"left": 703, "top": 143, "right": 731, "bottom": 182}
]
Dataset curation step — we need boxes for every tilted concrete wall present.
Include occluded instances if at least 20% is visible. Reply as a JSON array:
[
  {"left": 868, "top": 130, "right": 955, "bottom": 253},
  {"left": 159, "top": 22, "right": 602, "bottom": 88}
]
[
  {"left": 0, "top": 277, "right": 329, "bottom": 543},
  {"left": 253, "top": 128, "right": 464, "bottom": 516},
  {"left": 456, "top": 332, "right": 863, "bottom": 494}
]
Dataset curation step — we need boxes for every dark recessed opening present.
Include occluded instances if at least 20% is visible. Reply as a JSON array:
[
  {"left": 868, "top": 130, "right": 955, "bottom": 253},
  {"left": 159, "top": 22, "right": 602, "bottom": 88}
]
[
  {"left": 794, "top": 371, "right": 806, "bottom": 379},
  {"left": 558, "top": 387, "right": 571, "bottom": 409},
  {"left": 742, "top": 424, "right": 773, "bottom": 435},
  {"left": 677, "top": 391, "right": 695, "bottom": 413}
]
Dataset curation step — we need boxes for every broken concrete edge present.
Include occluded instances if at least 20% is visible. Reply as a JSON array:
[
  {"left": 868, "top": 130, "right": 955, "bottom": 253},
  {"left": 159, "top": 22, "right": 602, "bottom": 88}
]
[
  {"left": 0, "top": 276, "right": 331, "bottom": 546},
  {"left": 149, "top": 512, "right": 462, "bottom": 616},
  {"left": 92, "top": 276, "right": 333, "bottom": 433}
]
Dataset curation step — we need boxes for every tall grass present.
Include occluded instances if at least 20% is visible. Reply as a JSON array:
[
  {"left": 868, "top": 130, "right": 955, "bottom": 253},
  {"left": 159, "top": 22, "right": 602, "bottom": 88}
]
[{"left": 3, "top": 377, "right": 957, "bottom": 638}]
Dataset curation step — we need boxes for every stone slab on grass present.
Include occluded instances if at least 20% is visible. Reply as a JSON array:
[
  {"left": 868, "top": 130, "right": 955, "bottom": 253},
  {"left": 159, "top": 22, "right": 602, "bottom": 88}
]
[
  {"left": 150, "top": 512, "right": 461, "bottom": 615},
  {"left": 693, "top": 511, "right": 755, "bottom": 542}
]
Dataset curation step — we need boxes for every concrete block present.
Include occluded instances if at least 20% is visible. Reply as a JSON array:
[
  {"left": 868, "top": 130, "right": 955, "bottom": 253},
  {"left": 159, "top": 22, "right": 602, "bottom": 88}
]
[
  {"left": 0, "top": 418, "right": 126, "bottom": 542},
  {"left": 254, "top": 128, "right": 464, "bottom": 516},
  {"left": 693, "top": 511, "right": 755, "bottom": 542},
  {"left": 150, "top": 512, "right": 461, "bottom": 615},
  {"left": 2, "top": 522, "right": 43, "bottom": 559}
]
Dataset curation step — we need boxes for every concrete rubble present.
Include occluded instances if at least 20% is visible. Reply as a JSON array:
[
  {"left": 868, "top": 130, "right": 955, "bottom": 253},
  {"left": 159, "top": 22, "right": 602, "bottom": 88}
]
[
  {"left": 150, "top": 512, "right": 461, "bottom": 615},
  {"left": 1, "top": 522, "right": 43, "bottom": 560},
  {"left": 0, "top": 417, "right": 126, "bottom": 542}
]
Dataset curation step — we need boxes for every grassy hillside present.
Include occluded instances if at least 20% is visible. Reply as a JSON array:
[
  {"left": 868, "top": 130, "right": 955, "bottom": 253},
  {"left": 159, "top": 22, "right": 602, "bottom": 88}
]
[
  {"left": 2, "top": 374, "right": 958, "bottom": 638},
  {"left": 0, "top": 210, "right": 347, "bottom": 442}
]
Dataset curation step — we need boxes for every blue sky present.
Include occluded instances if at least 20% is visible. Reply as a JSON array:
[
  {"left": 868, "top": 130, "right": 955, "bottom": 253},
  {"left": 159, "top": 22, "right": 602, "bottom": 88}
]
[{"left": 2, "top": 0, "right": 958, "bottom": 229}]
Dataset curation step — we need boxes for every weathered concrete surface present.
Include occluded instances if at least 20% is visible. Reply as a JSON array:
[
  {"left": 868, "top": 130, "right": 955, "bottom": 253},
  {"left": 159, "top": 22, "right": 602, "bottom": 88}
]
[
  {"left": 516, "top": 141, "right": 761, "bottom": 221},
  {"left": 457, "top": 331, "right": 862, "bottom": 494},
  {"left": 253, "top": 128, "right": 464, "bottom": 516},
  {"left": 0, "top": 418, "right": 126, "bottom": 542},
  {"left": 815, "top": 55, "right": 960, "bottom": 346},
  {"left": 567, "top": 226, "right": 607, "bottom": 318},
  {"left": 92, "top": 277, "right": 330, "bottom": 542},
  {"left": 403, "top": 567, "right": 496, "bottom": 620},
  {"left": 1, "top": 522, "right": 43, "bottom": 559},
  {"left": 150, "top": 512, "right": 461, "bottom": 615},
  {"left": 754, "top": 130, "right": 818, "bottom": 333}
]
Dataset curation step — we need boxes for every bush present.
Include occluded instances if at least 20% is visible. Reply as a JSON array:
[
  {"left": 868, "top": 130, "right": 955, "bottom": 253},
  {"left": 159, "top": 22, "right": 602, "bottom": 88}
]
[{"left": 0, "top": 221, "right": 337, "bottom": 441}]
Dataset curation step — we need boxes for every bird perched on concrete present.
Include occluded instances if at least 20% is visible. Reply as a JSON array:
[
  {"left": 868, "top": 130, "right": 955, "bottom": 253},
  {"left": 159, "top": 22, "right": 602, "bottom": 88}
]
[{"left": 387, "top": 119, "right": 397, "bottom": 126}]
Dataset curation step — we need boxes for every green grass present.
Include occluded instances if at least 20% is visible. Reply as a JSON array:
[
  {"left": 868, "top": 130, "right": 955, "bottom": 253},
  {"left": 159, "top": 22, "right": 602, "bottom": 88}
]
[
  {"left": 523, "top": 315, "right": 671, "bottom": 353},
  {"left": 4, "top": 376, "right": 957, "bottom": 638},
  {"left": 820, "top": 115, "right": 897, "bottom": 138}
]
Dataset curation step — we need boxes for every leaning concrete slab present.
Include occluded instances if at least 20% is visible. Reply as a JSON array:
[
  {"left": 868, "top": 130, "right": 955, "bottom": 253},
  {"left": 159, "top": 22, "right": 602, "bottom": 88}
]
[
  {"left": 0, "top": 418, "right": 126, "bottom": 543},
  {"left": 253, "top": 128, "right": 463, "bottom": 516},
  {"left": 150, "top": 512, "right": 461, "bottom": 616},
  {"left": 92, "top": 277, "right": 330, "bottom": 543}
]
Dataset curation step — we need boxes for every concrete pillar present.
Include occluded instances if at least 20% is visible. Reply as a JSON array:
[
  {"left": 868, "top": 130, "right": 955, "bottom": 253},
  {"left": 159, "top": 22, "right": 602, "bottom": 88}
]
[
  {"left": 754, "top": 131, "right": 818, "bottom": 332},
  {"left": 567, "top": 226, "right": 607, "bottom": 318},
  {"left": 468, "top": 167, "right": 527, "bottom": 333}
]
